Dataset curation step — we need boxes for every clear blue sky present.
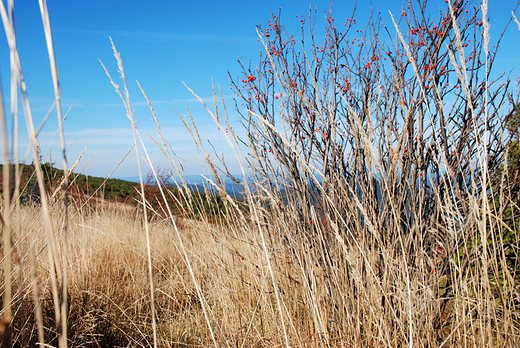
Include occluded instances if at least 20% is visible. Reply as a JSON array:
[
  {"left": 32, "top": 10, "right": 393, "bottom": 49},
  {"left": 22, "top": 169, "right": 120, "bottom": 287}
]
[{"left": 0, "top": 0, "right": 518, "bottom": 179}]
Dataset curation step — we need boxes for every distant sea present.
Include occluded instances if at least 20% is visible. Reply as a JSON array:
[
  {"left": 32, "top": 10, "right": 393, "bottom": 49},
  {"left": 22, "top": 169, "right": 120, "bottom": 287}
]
[
  {"left": 116, "top": 174, "right": 247, "bottom": 198},
  {"left": 117, "top": 175, "right": 208, "bottom": 185}
]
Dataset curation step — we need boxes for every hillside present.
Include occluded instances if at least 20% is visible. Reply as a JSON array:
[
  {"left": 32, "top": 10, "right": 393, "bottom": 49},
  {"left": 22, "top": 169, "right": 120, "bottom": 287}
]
[
  {"left": 0, "top": 163, "right": 227, "bottom": 221},
  {"left": 0, "top": 162, "right": 138, "bottom": 203}
]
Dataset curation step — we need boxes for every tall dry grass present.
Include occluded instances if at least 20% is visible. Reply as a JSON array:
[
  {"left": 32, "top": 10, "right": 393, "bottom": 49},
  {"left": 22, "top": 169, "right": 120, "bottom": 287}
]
[{"left": 1, "top": 0, "right": 520, "bottom": 347}]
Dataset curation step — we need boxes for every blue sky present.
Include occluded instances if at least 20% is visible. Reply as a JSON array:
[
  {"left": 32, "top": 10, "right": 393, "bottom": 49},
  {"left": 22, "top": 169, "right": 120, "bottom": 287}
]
[{"left": 0, "top": 0, "right": 519, "bottom": 179}]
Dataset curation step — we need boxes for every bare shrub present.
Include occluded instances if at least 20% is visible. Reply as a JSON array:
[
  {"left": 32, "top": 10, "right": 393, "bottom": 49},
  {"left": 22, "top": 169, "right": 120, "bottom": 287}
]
[{"left": 210, "top": 0, "right": 520, "bottom": 345}]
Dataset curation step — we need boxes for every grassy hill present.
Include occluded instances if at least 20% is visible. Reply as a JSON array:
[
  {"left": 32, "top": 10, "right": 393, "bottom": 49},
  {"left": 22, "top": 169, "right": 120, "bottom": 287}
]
[
  {"left": 0, "top": 162, "right": 227, "bottom": 222},
  {"left": 0, "top": 162, "right": 139, "bottom": 203}
]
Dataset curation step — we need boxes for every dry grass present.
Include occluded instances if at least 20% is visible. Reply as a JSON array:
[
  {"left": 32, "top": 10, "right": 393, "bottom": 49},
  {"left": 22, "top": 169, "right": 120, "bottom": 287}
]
[
  {"left": 1, "top": 0, "right": 520, "bottom": 347},
  {"left": 7, "top": 180, "right": 519, "bottom": 346},
  {"left": 6, "top": 200, "right": 330, "bottom": 346}
]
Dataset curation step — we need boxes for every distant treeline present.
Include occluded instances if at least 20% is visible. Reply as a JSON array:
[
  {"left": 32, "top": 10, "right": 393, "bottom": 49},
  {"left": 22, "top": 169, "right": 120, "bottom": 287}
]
[
  {"left": 0, "top": 162, "right": 139, "bottom": 203},
  {"left": 0, "top": 163, "right": 226, "bottom": 221}
]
